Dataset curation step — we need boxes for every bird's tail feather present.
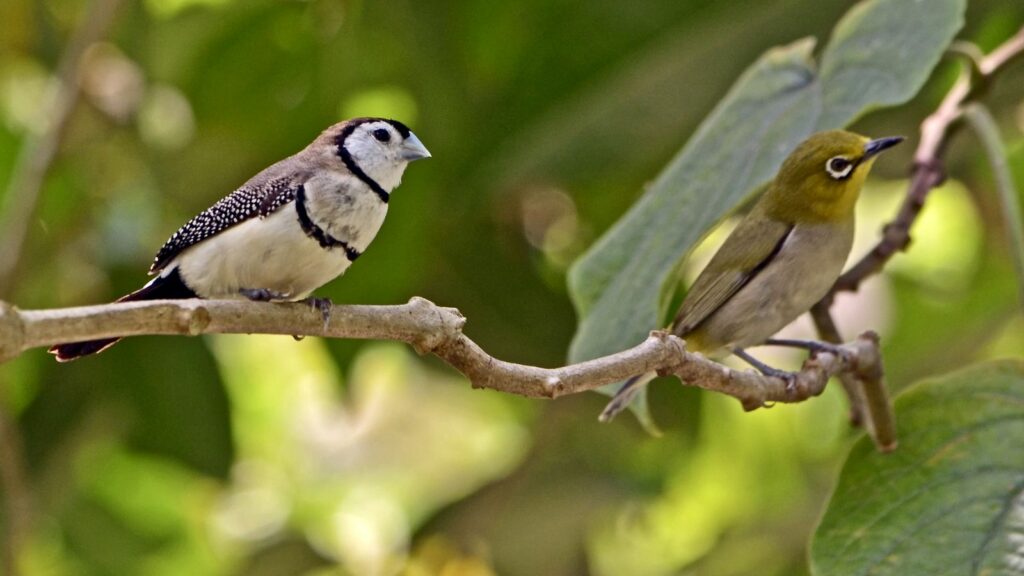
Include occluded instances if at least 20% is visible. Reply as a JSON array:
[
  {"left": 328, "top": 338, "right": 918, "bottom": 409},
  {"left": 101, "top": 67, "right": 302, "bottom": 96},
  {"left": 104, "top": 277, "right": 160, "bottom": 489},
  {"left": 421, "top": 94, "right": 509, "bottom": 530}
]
[
  {"left": 49, "top": 268, "right": 196, "bottom": 362},
  {"left": 599, "top": 371, "right": 657, "bottom": 422}
]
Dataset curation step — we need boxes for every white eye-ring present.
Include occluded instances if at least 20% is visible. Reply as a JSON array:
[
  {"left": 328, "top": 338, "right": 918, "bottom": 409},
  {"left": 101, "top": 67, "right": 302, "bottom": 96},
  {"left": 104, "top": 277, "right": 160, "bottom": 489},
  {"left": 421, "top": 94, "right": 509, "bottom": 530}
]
[{"left": 826, "top": 156, "right": 854, "bottom": 180}]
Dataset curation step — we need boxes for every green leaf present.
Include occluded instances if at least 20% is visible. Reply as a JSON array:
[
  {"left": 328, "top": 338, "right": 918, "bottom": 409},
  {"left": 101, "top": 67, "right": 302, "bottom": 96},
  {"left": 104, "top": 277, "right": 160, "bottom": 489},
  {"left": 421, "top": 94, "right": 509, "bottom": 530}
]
[
  {"left": 569, "top": 38, "right": 820, "bottom": 429},
  {"left": 567, "top": 0, "right": 966, "bottom": 422},
  {"left": 810, "top": 360, "right": 1024, "bottom": 575},
  {"left": 816, "top": 0, "right": 968, "bottom": 129}
]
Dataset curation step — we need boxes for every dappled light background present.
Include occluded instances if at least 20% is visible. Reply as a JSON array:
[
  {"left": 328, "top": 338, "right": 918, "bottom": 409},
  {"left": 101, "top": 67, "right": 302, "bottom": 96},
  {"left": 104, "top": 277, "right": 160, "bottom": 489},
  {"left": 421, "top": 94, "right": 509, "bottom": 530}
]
[{"left": 1, "top": 1, "right": 1022, "bottom": 575}]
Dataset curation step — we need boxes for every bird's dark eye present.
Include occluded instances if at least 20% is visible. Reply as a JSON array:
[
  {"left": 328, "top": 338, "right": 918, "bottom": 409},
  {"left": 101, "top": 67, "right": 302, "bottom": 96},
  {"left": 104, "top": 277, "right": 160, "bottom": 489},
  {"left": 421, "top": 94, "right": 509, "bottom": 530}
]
[
  {"left": 826, "top": 156, "right": 853, "bottom": 179},
  {"left": 372, "top": 128, "right": 391, "bottom": 143}
]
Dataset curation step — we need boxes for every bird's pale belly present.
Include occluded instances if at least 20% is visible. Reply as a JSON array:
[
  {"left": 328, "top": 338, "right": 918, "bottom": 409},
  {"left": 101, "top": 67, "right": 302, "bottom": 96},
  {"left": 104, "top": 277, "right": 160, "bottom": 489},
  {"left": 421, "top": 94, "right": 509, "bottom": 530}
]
[
  {"left": 688, "top": 221, "right": 854, "bottom": 354},
  {"left": 171, "top": 206, "right": 352, "bottom": 300}
]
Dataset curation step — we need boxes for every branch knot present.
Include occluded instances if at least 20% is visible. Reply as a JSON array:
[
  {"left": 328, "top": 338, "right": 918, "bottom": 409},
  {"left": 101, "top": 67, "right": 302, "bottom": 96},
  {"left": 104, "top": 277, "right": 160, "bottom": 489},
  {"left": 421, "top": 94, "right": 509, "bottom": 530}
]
[
  {"left": 406, "top": 296, "right": 466, "bottom": 355},
  {"left": 0, "top": 302, "right": 24, "bottom": 363},
  {"left": 177, "top": 304, "right": 211, "bottom": 336}
]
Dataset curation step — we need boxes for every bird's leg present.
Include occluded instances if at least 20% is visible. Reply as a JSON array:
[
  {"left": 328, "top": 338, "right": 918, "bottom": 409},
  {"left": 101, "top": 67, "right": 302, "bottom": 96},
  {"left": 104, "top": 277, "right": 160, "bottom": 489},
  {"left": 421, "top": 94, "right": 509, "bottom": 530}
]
[
  {"left": 239, "top": 287, "right": 291, "bottom": 301},
  {"left": 733, "top": 348, "right": 797, "bottom": 391},
  {"left": 303, "top": 296, "right": 333, "bottom": 330},
  {"left": 238, "top": 288, "right": 313, "bottom": 340},
  {"left": 762, "top": 338, "right": 843, "bottom": 357}
]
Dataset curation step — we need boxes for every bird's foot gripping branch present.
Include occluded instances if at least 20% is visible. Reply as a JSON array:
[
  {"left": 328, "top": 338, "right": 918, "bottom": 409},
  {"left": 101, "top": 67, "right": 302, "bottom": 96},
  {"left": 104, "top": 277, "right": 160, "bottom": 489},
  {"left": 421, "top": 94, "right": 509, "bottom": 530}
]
[{"left": 0, "top": 296, "right": 894, "bottom": 449}]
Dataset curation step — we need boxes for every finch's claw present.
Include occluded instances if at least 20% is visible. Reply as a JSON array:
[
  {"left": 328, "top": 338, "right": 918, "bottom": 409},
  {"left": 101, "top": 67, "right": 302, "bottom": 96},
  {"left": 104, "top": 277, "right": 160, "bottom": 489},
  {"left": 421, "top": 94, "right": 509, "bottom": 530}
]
[
  {"left": 305, "top": 297, "right": 333, "bottom": 330},
  {"left": 239, "top": 287, "right": 291, "bottom": 301}
]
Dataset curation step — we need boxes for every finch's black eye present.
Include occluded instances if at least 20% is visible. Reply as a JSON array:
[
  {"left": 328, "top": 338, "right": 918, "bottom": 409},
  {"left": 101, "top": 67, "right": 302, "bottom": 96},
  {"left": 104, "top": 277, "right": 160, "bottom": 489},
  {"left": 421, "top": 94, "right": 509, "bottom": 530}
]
[
  {"left": 372, "top": 128, "right": 391, "bottom": 143},
  {"left": 826, "top": 156, "right": 853, "bottom": 180}
]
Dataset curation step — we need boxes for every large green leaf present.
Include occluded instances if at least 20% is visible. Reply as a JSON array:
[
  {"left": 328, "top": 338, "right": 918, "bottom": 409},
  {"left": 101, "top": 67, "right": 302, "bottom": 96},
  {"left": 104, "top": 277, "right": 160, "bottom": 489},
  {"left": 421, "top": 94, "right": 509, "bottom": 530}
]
[
  {"left": 567, "top": 0, "right": 966, "bottom": 421},
  {"left": 811, "top": 360, "right": 1024, "bottom": 575}
]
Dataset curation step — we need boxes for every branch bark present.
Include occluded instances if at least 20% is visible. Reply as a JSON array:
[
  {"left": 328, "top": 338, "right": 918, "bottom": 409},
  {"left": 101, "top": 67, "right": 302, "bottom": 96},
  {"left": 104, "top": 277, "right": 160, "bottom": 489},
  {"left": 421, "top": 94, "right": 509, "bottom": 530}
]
[{"left": 0, "top": 297, "right": 882, "bottom": 412}]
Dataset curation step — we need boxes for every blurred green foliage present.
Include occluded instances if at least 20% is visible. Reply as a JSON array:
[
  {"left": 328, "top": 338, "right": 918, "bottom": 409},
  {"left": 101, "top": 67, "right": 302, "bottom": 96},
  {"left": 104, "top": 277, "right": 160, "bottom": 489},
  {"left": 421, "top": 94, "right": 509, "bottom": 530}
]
[{"left": 0, "top": 0, "right": 1022, "bottom": 575}]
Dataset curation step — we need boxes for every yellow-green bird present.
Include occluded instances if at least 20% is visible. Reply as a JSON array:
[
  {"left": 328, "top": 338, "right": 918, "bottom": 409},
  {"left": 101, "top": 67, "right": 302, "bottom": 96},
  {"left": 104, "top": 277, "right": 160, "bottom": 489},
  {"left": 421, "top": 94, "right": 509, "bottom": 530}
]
[{"left": 601, "top": 130, "right": 903, "bottom": 421}]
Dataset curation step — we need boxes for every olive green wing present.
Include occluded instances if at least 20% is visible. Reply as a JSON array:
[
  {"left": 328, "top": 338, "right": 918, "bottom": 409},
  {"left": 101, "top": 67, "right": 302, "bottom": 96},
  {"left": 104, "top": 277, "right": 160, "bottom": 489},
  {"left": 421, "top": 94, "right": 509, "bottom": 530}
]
[{"left": 671, "top": 215, "right": 793, "bottom": 335}]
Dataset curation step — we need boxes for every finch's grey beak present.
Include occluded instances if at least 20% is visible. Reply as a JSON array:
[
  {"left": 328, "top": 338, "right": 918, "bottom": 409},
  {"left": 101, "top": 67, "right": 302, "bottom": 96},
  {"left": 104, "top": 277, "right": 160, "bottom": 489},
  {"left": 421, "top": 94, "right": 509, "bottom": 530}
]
[
  {"left": 863, "top": 136, "right": 904, "bottom": 159},
  {"left": 400, "top": 133, "right": 431, "bottom": 161}
]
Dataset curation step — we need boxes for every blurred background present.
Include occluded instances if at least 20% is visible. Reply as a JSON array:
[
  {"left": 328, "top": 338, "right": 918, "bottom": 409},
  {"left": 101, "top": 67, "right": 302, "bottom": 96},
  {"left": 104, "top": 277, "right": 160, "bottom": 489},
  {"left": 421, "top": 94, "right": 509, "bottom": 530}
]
[{"left": 0, "top": 1, "right": 1022, "bottom": 575}]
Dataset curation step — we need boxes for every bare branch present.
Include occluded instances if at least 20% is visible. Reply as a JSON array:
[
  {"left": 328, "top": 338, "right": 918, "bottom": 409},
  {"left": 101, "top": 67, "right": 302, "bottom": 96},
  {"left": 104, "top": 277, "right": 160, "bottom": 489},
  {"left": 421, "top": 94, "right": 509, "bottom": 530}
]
[
  {"left": 843, "top": 331, "right": 896, "bottom": 452},
  {"left": 0, "top": 297, "right": 881, "bottom": 409},
  {"left": 809, "top": 303, "right": 868, "bottom": 427},
  {"left": 979, "top": 25, "right": 1024, "bottom": 76}
]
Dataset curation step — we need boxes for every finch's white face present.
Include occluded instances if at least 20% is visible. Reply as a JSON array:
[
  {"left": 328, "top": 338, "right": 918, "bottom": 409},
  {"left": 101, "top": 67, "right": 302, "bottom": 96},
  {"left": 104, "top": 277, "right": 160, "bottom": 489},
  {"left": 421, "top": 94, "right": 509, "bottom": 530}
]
[{"left": 342, "top": 120, "right": 431, "bottom": 193}]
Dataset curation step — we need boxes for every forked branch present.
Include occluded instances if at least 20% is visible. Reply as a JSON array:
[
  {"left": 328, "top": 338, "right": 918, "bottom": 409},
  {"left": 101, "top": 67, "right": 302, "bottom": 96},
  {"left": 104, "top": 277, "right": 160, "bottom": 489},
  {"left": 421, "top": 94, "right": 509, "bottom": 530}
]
[{"left": 0, "top": 297, "right": 884, "bottom": 431}]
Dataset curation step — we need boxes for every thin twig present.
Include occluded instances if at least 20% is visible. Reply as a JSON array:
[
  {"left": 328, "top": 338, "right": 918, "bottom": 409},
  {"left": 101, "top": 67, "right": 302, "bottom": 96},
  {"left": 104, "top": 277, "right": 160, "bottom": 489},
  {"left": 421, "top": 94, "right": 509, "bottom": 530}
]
[
  {"left": 0, "top": 297, "right": 881, "bottom": 410},
  {"left": 809, "top": 304, "right": 866, "bottom": 428},
  {"left": 979, "top": 26, "right": 1024, "bottom": 76},
  {"left": 850, "top": 332, "right": 896, "bottom": 452}
]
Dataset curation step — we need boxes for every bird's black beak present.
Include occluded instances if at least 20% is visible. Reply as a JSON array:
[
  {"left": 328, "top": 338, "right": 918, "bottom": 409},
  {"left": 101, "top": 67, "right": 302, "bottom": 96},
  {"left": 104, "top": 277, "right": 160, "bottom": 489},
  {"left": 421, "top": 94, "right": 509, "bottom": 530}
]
[{"left": 863, "top": 136, "right": 904, "bottom": 159}]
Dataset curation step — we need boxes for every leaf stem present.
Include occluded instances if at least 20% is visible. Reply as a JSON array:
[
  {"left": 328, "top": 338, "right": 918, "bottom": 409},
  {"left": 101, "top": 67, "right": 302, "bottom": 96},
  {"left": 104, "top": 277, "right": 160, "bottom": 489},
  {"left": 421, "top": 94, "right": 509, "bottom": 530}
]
[{"left": 962, "top": 104, "right": 1024, "bottom": 311}]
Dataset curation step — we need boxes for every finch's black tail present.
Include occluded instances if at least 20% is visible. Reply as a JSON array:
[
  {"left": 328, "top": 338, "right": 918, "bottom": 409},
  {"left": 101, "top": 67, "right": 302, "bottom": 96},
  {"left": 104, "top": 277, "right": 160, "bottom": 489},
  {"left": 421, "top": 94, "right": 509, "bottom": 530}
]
[{"left": 49, "top": 268, "right": 196, "bottom": 362}]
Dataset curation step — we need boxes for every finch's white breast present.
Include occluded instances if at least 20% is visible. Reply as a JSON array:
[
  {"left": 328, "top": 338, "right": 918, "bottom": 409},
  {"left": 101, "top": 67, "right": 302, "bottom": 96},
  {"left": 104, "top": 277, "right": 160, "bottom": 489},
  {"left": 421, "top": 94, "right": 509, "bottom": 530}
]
[
  {"left": 169, "top": 172, "right": 389, "bottom": 300},
  {"left": 169, "top": 206, "right": 346, "bottom": 300}
]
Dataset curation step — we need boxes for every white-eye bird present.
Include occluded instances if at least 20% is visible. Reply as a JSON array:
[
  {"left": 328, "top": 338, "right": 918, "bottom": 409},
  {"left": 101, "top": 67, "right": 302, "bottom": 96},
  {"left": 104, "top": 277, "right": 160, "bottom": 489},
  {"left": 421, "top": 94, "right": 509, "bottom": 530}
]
[
  {"left": 51, "top": 117, "right": 431, "bottom": 361},
  {"left": 601, "top": 130, "right": 903, "bottom": 421}
]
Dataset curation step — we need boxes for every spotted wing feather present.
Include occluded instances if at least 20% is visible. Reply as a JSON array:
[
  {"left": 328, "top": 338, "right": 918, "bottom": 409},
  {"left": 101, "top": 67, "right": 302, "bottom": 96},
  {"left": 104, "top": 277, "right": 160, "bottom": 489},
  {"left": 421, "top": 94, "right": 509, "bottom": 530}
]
[{"left": 149, "top": 176, "right": 299, "bottom": 273}]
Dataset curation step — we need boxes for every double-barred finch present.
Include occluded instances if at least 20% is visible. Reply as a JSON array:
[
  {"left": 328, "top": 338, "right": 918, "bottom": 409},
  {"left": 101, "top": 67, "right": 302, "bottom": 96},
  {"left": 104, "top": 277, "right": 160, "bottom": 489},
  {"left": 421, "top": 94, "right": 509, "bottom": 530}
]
[{"left": 51, "top": 117, "right": 431, "bottom": 361}]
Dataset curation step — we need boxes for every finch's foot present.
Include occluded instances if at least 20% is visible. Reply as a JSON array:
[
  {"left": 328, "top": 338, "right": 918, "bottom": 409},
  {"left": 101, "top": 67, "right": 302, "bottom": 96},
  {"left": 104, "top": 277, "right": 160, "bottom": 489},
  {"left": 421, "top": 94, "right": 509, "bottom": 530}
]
[
  {"left": 304, "top": 296, "right": 333, "bottom": 330},
  {"left": 239, "top": 287, "right": 291, "bottom": 301}
]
